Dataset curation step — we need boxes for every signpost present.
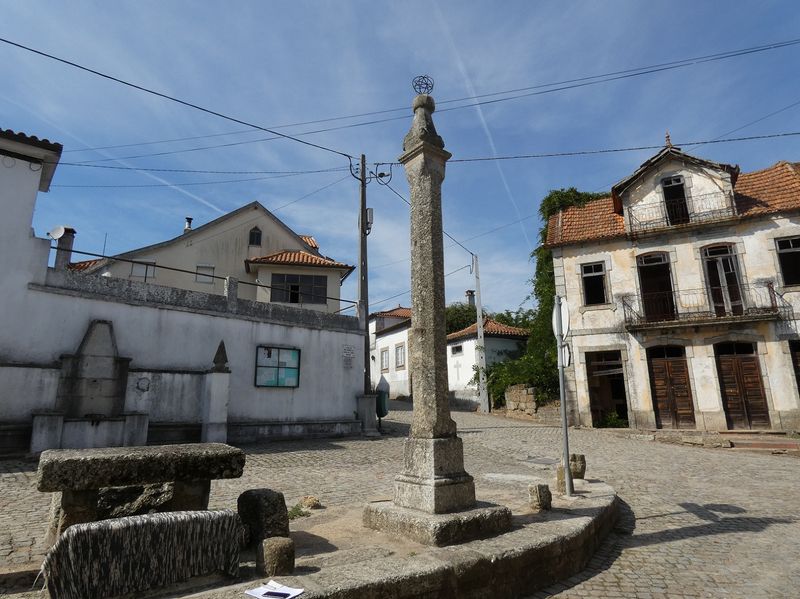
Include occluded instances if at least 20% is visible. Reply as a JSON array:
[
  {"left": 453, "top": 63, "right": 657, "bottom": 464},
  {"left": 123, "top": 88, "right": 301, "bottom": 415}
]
[{"left": 552, "top": 294, "right": 574, "bottom": 497}]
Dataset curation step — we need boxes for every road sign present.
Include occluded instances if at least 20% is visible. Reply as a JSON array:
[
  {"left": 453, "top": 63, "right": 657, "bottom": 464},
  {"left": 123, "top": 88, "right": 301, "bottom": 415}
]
[
  {"left": 562, "top": 343, "right": 571, "bottom": 368},
  {"left": 551, "top": 296, "right": 570, "bottom": 338}
]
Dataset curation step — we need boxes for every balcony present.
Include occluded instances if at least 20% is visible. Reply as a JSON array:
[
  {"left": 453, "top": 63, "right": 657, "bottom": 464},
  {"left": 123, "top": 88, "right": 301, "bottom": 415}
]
[
  {"left": 627, "top": 191, "right": 736, "bottom": 236},
  {"left": 622, "top": 284, "right": 791, "bottom": 330}
]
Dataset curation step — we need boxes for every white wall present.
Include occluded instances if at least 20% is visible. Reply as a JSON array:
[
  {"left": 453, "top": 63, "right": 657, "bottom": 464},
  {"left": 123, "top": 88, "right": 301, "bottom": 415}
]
[
  {"left": 447, "top": 337, "right": 524, "bottom": 400},
  {"left": 0, "top": 141, "right": 365, "bottom": 441},
  {"left": 371, "top": 326, "right": 410, "bottom": 398}
]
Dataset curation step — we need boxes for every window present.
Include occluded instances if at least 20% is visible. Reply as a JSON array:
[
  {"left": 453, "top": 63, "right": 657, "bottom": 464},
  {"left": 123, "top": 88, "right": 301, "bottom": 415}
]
[
  {"left": 255, "top": 346, "right": 300, "bottom": 387},
  {"left": 195, "top": 265, "right": 215, "bottom": 284},
  {"left": 270, "top": 273, "right": 327, "bottom": 304},
  {"left": 380, "top": 348, "right": 390, "bottom": 371},
  {"left": 131, "top": 260, "right": 156, "bottom": 279},
  {"left": 249, "top": 227, "right": 262, "bottom": 246},
  {"left": 581, "top": 262, "right": 607, "bottom": 305},
  {"left": 395, "top": 343, "right": 406, "bottom": 369},
  {"left": 777, "top": 237, "right": 800, "bottom": 285},
  {"left": 661, "top": 175, "right": 689, "bottom": 225},
  {"left": 451, "top": 345, "right": 463, "bottom": 356}
]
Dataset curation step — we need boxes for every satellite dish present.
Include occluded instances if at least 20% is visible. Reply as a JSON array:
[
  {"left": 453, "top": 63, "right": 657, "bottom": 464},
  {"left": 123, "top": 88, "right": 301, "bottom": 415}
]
[{"left": 47, "top": 225, "right": 66, "bottom": 240}]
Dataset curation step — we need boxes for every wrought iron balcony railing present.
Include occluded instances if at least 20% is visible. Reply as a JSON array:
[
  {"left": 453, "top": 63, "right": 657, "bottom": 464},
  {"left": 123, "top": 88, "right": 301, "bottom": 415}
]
[
  {"left": 621, "top": 283, "right": 791, "bottom": 329},
  {"left": 627, "top": 191, "right": 736, "bottom": 235}
]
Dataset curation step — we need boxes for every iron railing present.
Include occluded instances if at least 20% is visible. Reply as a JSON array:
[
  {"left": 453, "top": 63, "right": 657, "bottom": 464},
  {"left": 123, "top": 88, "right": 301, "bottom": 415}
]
[
  {"left": 621, "top": 283, "right": 791, "bottom": 329},
  {"left": 628, "top": 191, "right": 736, "bottom": 234}
]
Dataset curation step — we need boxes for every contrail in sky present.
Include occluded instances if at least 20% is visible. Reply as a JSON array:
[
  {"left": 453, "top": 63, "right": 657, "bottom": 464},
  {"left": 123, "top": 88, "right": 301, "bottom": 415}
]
[
  {"left": 2, "top": 93, "right": 225, "bottom": 215},
  {"left": 434, "top": 7, "right": 533, "bottom": 251}
]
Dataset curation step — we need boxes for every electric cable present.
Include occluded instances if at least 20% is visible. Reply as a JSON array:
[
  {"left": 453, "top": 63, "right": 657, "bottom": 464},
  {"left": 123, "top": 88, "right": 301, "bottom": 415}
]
[{"left": 0, "top": 36, "right": 354, "bottom": 160}]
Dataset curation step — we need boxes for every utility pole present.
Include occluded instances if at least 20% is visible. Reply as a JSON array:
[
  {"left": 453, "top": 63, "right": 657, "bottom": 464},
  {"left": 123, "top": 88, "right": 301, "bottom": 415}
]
[
  {"left": 358, "top": 154, "right": 371, "bottom": 395},
  {"left": 473, "top": 254, "right": 489, "bottom": 412}
]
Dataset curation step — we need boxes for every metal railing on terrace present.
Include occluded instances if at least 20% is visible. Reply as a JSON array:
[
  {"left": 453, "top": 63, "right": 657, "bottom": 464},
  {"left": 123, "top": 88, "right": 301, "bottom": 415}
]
[
  {"left": 627, "top": 191, "right": 736, "bottom": 235},
  {"left": 621, "top": 283, "right": 792, "bottom": 329}
]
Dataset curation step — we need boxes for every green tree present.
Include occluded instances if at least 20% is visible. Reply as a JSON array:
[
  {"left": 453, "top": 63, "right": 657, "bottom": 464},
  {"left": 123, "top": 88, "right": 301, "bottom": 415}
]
[
  {"left": 484, "top": 188, "right": 608, "bottom": 406},
  {"left": 445, "top": 302, "right": 483, "bottom": 334}
]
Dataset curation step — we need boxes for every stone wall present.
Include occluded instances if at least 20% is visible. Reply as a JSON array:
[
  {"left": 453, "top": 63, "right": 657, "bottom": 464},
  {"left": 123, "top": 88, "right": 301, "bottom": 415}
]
[{"left": 504, "top": 385, "right": 562, "bottom": 425}]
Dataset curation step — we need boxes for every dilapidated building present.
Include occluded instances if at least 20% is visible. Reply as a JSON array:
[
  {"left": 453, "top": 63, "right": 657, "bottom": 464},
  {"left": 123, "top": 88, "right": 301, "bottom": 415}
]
[{"left": 545, "top": 142, "right": 800, "bottom": 431}]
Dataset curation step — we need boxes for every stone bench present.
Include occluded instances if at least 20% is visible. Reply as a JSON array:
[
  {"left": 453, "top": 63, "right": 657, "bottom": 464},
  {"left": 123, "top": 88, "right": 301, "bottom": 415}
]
[
  {"left": 41, "top": 509, "right": 241, "bottom": 599},
  {"left": 36, "top": 442, "right": 245, "bottom": 540}
]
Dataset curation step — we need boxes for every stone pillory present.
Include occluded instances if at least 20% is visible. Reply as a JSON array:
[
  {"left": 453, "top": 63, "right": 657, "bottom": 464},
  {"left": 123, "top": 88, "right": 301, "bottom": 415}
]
[{"left": 363, "top": 83, "right": 511, "bottom": 546}]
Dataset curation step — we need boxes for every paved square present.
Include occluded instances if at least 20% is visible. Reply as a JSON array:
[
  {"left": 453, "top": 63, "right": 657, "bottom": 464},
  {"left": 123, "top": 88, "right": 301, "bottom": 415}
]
[{"left": 2, "top": 402, "right": 798, "bottom": 598}]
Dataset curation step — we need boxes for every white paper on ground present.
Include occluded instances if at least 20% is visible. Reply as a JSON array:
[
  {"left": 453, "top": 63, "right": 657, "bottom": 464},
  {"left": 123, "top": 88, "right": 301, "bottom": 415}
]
[{"left": 245, "top": 579, "right": 304, "bottom": 598}]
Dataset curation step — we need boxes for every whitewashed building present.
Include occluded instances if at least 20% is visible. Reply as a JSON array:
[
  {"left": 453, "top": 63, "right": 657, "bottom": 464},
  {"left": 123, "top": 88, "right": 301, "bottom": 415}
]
[
  {"left": 545, "top": 142, "right": 800, "bottom": 431},
  {"left": 369, "top": 306, "right": 527, "bottom": 403},
  {"left": 71, "top": 202, "right": 354, "bottom": 314},
  {"left": 0, "top": 128, "right": 366, "bottom": 453}
]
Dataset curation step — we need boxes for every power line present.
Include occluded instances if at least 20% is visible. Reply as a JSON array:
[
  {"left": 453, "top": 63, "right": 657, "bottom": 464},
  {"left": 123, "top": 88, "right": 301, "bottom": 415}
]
[
  {"left": 51, "top": 171, "right": 334, "bottom": 189},
  {"left": 0, "top": 36, "right": 354, "bottom": 160},
  {"left": 380, "top": 182, "right": 474, "bottom": 256},
  {"left": 56, "top": 162, "right": 349, "bottom": 175},
  {"left": 56, "top": 37, "right": 800, "bottom": 157}
]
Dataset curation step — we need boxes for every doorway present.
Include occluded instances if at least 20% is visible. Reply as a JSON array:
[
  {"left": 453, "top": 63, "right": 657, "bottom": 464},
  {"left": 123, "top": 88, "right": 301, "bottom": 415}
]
[
  {"left": 647, "top": 346, "right": 696, "bottom": 429},
  {"left": 714, "top": 342, "right": 770, "bottom": 429},
  {"left": 662, "top": 175, "right": 690, "bottom": 225},
  {"left": 703, "top": 245, "right": 744, "bottom": 317},
  {"left": 585, "top": 351, "right": 629, "bottom": 427},
  {"left": 637, "top": 253, "right": 676, "bottom": 322}
]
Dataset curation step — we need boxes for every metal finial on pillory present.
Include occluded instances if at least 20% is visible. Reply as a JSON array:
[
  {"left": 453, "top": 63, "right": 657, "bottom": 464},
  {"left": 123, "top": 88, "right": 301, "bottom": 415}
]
[{"left": 412, "top": 75, "right": 434, "bottom": 95}]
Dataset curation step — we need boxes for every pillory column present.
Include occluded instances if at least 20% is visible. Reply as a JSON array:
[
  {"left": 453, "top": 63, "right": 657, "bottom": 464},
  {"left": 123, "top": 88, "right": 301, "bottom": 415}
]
[{"left": 393, "top": 91, "right": 476, "bottom": 513}]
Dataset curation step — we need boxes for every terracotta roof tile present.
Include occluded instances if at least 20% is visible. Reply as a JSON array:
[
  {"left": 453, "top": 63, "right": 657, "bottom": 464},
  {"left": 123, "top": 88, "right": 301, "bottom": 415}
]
[
  {"left": 546, "top": 160, "right": 800, "bottom": 247},
  {"left": 300, "top": 235, "right": 319, "bottom": 249},
  {"left": 733, "top": 161, "right": 800, "bottom": 217},
  {"left": 545, "top": 197, "right": 625, "bottom": 246},
  {"left": 372, "top": 306, "right": 412, "bottom": 319},
  {"left": 0, "top": 128, "right": 63, "bottom": 153},
  {"left": 245, "top": 250, "right": 354, "bottom": 272},
  {"left": 67, "top": 258, "right": 105, "bottom": 272},
  {"left": 447, "top": 318, "right": 529, "bottom": 342}
]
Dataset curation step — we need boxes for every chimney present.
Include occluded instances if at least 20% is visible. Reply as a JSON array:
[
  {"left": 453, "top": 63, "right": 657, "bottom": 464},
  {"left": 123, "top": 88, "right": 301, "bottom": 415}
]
[
  {"left": 54, "top": 228, "right": 76, "bottom": 271},
  {"left": 184, "top": 217, "right": 193, "bottom": 234},
  {"left": 465, "top": 289, "right": 475, "bottom": 307}
]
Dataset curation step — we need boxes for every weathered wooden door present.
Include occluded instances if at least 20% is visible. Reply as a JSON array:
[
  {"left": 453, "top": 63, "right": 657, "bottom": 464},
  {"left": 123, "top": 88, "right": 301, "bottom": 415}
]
[
  {"left": 715, "top": 343, "right": 770, "bottom": 429},
  {"left": 648, "top": 347, "right": 696, "bottom": 429}
]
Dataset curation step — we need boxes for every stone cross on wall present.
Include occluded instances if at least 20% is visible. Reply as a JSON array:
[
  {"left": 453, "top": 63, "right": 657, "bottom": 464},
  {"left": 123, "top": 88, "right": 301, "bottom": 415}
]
[{"left": 394, "top": 93, "right": 476, "bottom": 514}]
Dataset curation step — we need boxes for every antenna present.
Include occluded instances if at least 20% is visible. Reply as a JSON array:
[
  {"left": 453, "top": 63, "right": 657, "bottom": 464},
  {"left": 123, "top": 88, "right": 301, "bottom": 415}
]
[{"left": 47, "top": 225, "right": 66, "bottom": 240}]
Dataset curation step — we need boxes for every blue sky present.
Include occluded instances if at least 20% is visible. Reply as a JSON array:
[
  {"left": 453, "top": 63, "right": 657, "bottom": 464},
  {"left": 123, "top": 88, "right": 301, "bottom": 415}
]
[{"left": 3, "top": 1, "right": 800, "bottom": 313}]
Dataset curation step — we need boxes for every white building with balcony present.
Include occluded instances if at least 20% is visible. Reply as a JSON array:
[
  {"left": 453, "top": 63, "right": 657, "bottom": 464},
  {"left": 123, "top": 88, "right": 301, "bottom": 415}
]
[{"left": 545, "top": 142, "right": 800, "bottom": 432}]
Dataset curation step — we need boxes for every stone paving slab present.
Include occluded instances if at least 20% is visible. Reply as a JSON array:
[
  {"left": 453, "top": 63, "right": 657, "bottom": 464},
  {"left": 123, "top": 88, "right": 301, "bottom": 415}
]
[{"left": 2, "top": 402, "right": 800, "bottom": 597}]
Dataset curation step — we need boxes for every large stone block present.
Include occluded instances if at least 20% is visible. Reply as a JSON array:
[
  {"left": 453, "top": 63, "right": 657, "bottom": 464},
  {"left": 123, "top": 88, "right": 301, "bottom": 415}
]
[
  {"left": 363, "top": 500, "right": 511, "bottom": 546},
  {"left": 237, "top": 488, "right": 290, "bottom": 547},
  {"left": 256, "top": 537, "right": 295, "bottom": 576},
  {"left": 528, "top": 483, "right": 552, "bottom": 510},
  {"left": 41, "top": 510, "right": 241, "bottom": 599},
  {"left": 37, "top": 443, "right": 245, "bottom": 492}
]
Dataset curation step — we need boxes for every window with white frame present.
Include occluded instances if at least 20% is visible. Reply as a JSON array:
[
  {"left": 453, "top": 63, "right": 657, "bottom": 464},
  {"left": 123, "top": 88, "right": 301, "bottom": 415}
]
[
  {"left": 130, "top": 260, "right": 156, "bottom": 279},
  {"left": 395, "top": 343, "right": 406, "bottom": 369},
  {"left": 255, "top": 346, "right": 300, "bottom": 387},
  {"left": 777, "top": 236, "right": 800, "bottom": 286},
  {"left": 380, "top": 348, "right": 390, "bottom": 371},
  {"left": 581, "top": 262, "right": 607, "bottom": 305},
  {"left": 195, "top": 265, "right": 215, "bottom": 284}
]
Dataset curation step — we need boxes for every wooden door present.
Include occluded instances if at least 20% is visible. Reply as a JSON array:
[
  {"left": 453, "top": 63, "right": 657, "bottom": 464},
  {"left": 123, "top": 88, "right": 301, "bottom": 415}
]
[
  {"left": 648, "top": 351, "right": 696, "bottom": 429},
  {"left": 716, "top": 348, "right": 770, "bottom": 429}
]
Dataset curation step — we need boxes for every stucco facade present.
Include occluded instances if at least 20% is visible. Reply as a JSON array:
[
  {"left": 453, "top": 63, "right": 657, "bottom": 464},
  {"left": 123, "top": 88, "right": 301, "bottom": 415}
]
[
  {"left": 547, "top": 146, "right": 800, "bottom": 432},
  {"left": 75, "top": 202, "right": 353, "bottom": 313},
  {"left": 0, "top": 129, "right": 365, "bottom": 453}
]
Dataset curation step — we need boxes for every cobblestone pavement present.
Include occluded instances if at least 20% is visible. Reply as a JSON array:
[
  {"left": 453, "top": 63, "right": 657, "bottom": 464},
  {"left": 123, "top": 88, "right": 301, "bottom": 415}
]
[{"left": 2, "top": 402, "right": 799, "bottom": 597}]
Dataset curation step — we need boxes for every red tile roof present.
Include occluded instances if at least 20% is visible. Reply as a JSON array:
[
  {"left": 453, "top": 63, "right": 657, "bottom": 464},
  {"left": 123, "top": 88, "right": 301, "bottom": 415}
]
[
  {"left": 300, "top": 235, "right": 319, "bottom": 249},
  {"left": 546, "top": 160, "right": 800, "bottom": 247},
  {"left": 372, "top": 306, "right": 412, "bottom": 319},
  {"left": 67, "top": 258, "right": 105, "bottom": 272},
  {"left": 245, "top": 250, "right": 354, "bottom": 273},
  {"left": 447, "top": 318, "right": 529, "bottom": 342}
]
